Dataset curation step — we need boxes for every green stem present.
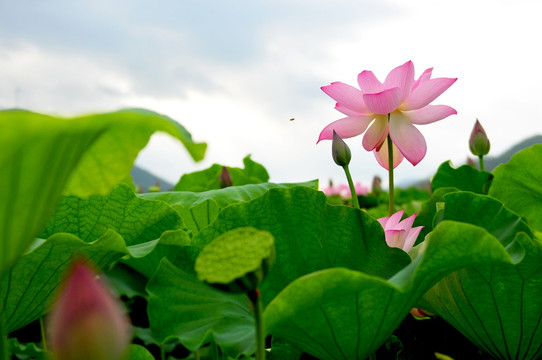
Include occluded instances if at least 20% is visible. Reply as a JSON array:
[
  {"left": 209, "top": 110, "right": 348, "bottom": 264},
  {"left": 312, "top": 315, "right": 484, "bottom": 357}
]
[
  {"left": 342, "top": 165, "right": 360, "bottom": 209},
  {"left": 160, "top": 344, "right": 166, "bottom": 360},
  {"left": 39, "top": 317, "right": 48, "bottom": 353},
  {"left": 249, "top": 289, "right": 265, "bottom": 360},
  {"left": 478, "top": 155, "right": 485, "bottom": 171},
  {"left": 387, "top": 119, "right": 394, "bottom": 216},
  {"left": 211, "top": 341, "right": 219, "bottom": 360},
  {"left": 1, "top": 314, "right": 9, "bottom": 360}
]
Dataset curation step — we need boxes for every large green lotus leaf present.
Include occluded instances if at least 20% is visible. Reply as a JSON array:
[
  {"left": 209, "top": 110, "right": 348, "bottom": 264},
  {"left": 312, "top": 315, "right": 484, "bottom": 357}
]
[
  {"left": 0, "top": 109, "right": 204, "bottom": 277},
  {"left": 267, "top": 337, "right": 304, "bottom": 360},
  {"left": 40, "top": 183, "right": 190, "bottom": 277},
  {"left": 8, "top": 338, "right": 51, "bottom": 360},
  {"left": 123, "top": 344, "right": 155, "bottom": 360},
  {"left": 147, "top": 258, "right": 255, "bottom": 357},
  {"left": 141, "top": 180, "right": 318, "bottom": 210},
  {"left": 431, "top": 161, "right": 493, "bottom": 194},
  {"left": 413, "top": 187, "right": 457, "bottom": 242},
  {"left": 174, "top": 155, "right": 269, "bottom": 191},
  {"left": 191, "top": 186, "right": 411, "bottom": 305},
  {"left": 140, "top": 180, "right": 318, "bottom": 236},
  {"left": 174, "top": 199, "right": 220, "bottom": 235},
  {"left": 419, "top": 192, "right": 542, "bottom": 359},
  {"left": 0, "top": 230, "right": 128, "bottom": 332},
  {"left": 489, "top": 144, "right": 542, "bottom": 232},
  {"left": 146, "top": 186, "right": 408, "bottom": 357},
  {"left": 0, "top": 110, "right": 105, "bottom": 276},
  {"left": 264, "top": 220, "right": 520, "bottom": 360},
  {"left": 64, "top": 108, "right": 206, "bottom": 197},
  {"left": 440, "top": 192, "right": 533, "bottom": 244},
  {"left": 41, "top": 184, "right": 183, "bottom": 246}
]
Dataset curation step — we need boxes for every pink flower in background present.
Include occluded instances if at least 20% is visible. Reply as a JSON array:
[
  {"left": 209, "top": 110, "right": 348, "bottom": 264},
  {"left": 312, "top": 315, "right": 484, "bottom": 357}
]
[
  {"left": 378, "top": 210, "right": 423, "bottom": 252},
  {"left": 353, "top": 182, "right": 369, "bottom": 196},
  {"left": 318, "top": 61, "right": 457, "bottom": 169},
  {"left": 323, "top": 184, "right": 349, "bottom": 197},
  {"left": 48, "top": 260, "right": 131, "bottom": 360},
  {"left": 322, "top": 182, "right": 368, "bottom": 198}
]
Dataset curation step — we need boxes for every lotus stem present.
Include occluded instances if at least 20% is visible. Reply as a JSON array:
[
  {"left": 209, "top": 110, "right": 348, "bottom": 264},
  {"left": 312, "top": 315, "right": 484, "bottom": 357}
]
[
  {"left": 249, "top": 289, "right": 266, "bottom": 360},
  {"left": 478, "top": 155, "right": 485, "bottom": 172},
  {"left": 387, "top": 114, "right": 394, "bottom": 216},
  {"left": 342, "top": 165, "right": 360, "bottom": 209},
  {"left": 39, "top": 317, "right": 48, "bottom": 353},
  {"left": 0, "top": 314, "right": 9, "bottom": 360}
]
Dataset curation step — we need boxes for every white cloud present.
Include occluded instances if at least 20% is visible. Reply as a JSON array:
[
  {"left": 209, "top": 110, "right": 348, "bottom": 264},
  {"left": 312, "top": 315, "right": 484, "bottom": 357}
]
[{"left": 1, "top": 0, "right": 541, "bottom": 189}]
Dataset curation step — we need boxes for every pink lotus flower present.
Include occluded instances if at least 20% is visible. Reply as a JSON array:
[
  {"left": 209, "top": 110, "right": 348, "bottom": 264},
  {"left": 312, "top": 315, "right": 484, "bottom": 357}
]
[
  {"left": 47, "top": 260, "right": 131, "bottom": 360},
  {"left": 318, "top": 61, "right": 457, "bottom": 169},
  {"left": 378, "top": 210, "right": 423, "bottom": 252},
  {"left": 323, "top": 182, "right": 368, "bottom": 198}
]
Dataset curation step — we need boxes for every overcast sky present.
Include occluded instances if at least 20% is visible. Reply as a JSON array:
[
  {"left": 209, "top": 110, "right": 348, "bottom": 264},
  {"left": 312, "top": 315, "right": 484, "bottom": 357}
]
[{"left": 1, "top": 0, "right": 541, "bottom": 189}]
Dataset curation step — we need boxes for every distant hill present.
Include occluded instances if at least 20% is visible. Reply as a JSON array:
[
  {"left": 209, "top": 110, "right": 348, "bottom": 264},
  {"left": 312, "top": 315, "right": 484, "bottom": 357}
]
[
  {"left": 130, "top": 166, "right": 174, "bottom": 192},
  {"left": 477, "top": 135, "right": 542, "bottom": 171}
]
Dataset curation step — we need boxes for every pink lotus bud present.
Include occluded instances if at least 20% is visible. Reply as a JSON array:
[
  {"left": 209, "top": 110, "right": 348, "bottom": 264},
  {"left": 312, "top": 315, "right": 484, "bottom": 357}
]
[
  {"left": 469, "top": 119, "right": 490, "bottom": 156},
  {"left": 47, "top": 260, "right": 131, "bottom": 360},
  {"left": 219, "top": 166, "right": 233, "bottom": 188},
  {"left": 377, "top": 210, "right": 423, "bottom": 252}
]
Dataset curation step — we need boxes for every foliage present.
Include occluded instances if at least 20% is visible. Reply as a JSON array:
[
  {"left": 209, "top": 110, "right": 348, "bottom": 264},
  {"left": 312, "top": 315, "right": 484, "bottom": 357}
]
[{"left": 2, "top": 108, "right": 542, "bottom": 360}]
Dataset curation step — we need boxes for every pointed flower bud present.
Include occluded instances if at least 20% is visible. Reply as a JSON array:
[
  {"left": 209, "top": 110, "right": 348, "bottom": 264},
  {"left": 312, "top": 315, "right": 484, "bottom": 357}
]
[
  {"left": 469, "top": 119, "right": 490, "bottom": 156},
  {"left": 219, "top": 166, "right": 233, "bottom": 188},
  {"left": 331, "top": 130, "right": 351, "bottom": 166},
  {"left": 47, "top": 260, "right": 131, "bottom": 360}
]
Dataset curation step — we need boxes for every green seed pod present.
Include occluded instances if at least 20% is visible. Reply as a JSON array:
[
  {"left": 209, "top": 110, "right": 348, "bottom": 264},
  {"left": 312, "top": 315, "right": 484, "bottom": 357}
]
[{"left": 195, "top": 227, "right": 275, "bottom": 293}]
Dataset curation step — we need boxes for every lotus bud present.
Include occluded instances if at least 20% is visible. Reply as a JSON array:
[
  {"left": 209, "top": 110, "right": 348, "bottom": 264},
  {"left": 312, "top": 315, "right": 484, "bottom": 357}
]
[
  {"left": 219, "top": 166, "right": 233, "bottom": 188},
  {"left": 331, "top": 130, "right": 351, "bottom": 167},
  {"left": 47, "top": 260, "right": 131, "bottom": 360},
  {"left": 469, "top": 119, "right": 490, "bottom": 156}
]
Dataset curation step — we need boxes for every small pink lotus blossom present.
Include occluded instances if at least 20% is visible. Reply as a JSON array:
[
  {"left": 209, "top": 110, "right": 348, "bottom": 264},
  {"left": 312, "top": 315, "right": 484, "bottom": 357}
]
[
  {"left": 323, "top": 182, "right": 368, "bottom": 198},
  {"left": 318, "top": 61, "right": 457, "bottom": 169},
  {"left": 47, "top": 260, "right": 131, "bottom": 360},
  {"left": 410, "top": 307, "right": 434, "bottom": 319},
  {"left": 378, "top": 210, "right": 423, "bottom": 252}
]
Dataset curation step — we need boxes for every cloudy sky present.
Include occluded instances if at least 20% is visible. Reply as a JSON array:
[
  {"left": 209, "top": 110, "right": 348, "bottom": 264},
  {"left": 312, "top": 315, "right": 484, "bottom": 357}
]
[{"left": 1, "top": 0, "right": 541, "bottom": 189}]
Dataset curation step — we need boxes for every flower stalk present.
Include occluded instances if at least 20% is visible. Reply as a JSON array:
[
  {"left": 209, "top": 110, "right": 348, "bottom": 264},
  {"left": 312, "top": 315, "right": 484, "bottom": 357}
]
[
  {"left": 342, "top": 165, "right": 360, "bottom": 209},
  {"left": 1, "top": 314, "right": 8, "bottom": 360},
  {"left": 387, "top": 114, "right": 394, "bottom": 216},
  {"left": 248, "top": 289, "right": 266, "bottom": 360},
  {"left": 331, "top": 131, "right": 360, "bottom": 209}
]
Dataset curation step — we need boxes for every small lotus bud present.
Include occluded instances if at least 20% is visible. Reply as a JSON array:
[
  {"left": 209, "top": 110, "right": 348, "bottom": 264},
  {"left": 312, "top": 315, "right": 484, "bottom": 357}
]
[
  {"left": 331, "top": 130, "right": 351, "bottom": 166},
  {"left": 47, "top": 259, "right": 131, "bottom": 360},
  {"left": 469, "top": 119, "right": 490, "bottom": 156},
  {"left": 219, "top": 166, "right": 233, "bottom": 188}
]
